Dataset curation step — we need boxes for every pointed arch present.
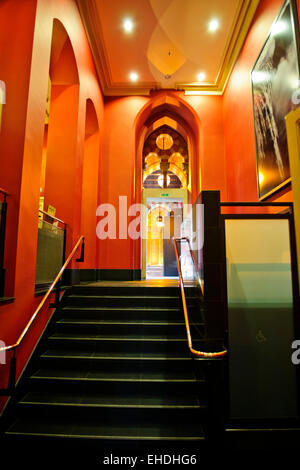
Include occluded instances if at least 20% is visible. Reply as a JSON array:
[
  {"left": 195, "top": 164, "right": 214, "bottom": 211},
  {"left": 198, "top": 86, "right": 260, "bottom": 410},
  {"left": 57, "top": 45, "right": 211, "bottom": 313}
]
[{"left": 133, "top": 92, "right": 201, "bottom": 276}]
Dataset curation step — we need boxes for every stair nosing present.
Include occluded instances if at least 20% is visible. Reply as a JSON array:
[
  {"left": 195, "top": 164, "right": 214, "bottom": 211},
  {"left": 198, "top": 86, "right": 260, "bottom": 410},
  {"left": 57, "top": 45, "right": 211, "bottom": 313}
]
[
  {"left": 68, "top": 295, "right": 181, "bottom": 299},
  {"left": 48, "top": 335, "right": 191, "bottom": 342},
  {"left": 56, "top": 320, "right": 202, "bottom": 327},
  {"left": 29, "top": 375, "right": 202, "bottom": 384},
  {"left": 5, "top": 430, "right": 204, "bottom": 441},
  {"left": 62, "top": 306, "right": 181, "bottom": 311},
  {"left": 40, "top": 352, "right": 192, "bottom": 361},
  {"left": 18, "top": 401, "right": 203, "bottom": 410}
]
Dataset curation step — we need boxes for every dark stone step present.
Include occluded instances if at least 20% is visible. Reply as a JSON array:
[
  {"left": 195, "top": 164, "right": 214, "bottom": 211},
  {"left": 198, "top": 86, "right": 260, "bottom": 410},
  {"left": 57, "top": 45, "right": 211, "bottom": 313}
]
[
  {"left": 24, "top": 367, "right": 207, "bottom": 395},
  {"left": 2, "top": 433, "right": 206, "bottom": 466},
  {"left": 19, "top": 390, "right": 202, "bottom": 408},
  {"left": 38, "top": 349, "right": 203, "bottom": 375},
  {"left": 29, "top": 367, "right": 202, "bottom": 383},
  {"left": 68, "top": 285, "right": 181, "bottom": 297},
  {"left": 15, "top": 391, "right": 206, "bottom": 421},
  {"left": 5, "top": 415, "right": 205, "bottom": 442},
  {"left": 64, "top": 295, "right": 185, "bottom": 308},
  {"left": 46, "top": 333, "right": 208, "bottom": 354},
  {"left": 58, "top": 306, "right": 185, "bottom": 322},
  {"left": 53, "top": 319, "right": 204, "bottom": 337}
]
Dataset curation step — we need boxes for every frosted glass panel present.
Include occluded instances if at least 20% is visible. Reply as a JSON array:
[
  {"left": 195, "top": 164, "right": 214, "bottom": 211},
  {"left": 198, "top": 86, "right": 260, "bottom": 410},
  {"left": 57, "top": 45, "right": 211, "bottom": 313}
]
[
  {"left": 226, "top": 219, "right": 293, "bottom": 305},
  {"left": 225, "top": 219, "right": 297, "bottom": 419},
  {"left": 36, "top": 220, "right": 64, "bottom": 286}
]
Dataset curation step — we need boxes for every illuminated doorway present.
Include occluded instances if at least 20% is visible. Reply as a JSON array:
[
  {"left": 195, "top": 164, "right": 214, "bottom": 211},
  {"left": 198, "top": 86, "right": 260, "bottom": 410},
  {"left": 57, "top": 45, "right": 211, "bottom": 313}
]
[
  {"left": 141, "top": 125, "right": 189, "bottom": 279},
  {"left": 142, "top": 194, "right": 187, "bottom": 279}
]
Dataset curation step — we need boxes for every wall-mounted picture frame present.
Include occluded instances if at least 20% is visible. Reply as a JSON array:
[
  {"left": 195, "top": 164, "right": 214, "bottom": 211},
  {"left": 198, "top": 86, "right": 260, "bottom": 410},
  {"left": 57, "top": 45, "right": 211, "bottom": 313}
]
[{"left": 251, "top": 0, "right": 300, "bottom": 200}]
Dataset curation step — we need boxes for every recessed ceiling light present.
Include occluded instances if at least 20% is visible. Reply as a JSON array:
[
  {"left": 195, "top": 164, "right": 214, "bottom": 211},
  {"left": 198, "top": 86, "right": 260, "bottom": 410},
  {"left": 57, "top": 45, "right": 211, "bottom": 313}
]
[
  {"left": 208, "top": 18, "right": 219, "bottom": 32},
  {"left": 129, "top": 71, "right": 138, "bottom": 82},
  {"left": 123, "top": 18, "right": 134, "bottom": 33},
  {"left": 197, "top": 72, "right": 206, "bottom": 82}
]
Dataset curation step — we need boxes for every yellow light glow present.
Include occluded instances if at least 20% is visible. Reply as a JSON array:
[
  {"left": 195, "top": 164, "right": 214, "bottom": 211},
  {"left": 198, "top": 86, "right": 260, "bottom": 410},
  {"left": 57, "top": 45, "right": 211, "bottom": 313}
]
[
  {"left": 123, "top": 18, "right": 134, "bottom": 33},
  {"left": 156, "top": 133, "right": 173, "bottom": 150},
  {"left": 208, "top": 18, "right": 219, "bottom": 32},
  {"left": 197, "top": 72, "right": 206, "bottom": 82},
  {"left": 158, "top": 174, "right": 171, "bottom": 188},
  {"left": 129, "top": 71, "right": 138, "bottom": 82},
  {"left": 259, "top": 172, "right": 264, "bottom": 184}
]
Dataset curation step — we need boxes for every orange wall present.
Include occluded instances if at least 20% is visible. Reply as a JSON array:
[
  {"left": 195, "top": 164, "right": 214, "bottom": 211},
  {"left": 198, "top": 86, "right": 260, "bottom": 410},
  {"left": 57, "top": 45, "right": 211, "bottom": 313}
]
[
  {"left": 0, "top": 0, "right": 103, "bottom": 411},
  {"left": 223, "top": 0, "right": 299, "bottom": 202},
  {"left": 99, "top": 95, "right": 148, "bottom": 271},
  {"left": 184, "top": 94, "right": 226, "bottom": 199}
]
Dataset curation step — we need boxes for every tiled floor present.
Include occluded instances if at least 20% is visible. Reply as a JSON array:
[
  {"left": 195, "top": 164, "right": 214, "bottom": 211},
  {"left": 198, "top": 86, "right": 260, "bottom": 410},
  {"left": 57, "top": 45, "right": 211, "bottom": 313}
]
[{"left": 146, "top": 265, "right": 178, "bottom": 280}]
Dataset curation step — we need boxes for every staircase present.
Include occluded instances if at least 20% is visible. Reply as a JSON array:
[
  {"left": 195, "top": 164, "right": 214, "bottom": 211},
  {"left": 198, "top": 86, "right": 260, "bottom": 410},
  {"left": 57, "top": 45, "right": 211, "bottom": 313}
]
[{"left": 1, "top": 283, "right": 224, "bottom": 463}]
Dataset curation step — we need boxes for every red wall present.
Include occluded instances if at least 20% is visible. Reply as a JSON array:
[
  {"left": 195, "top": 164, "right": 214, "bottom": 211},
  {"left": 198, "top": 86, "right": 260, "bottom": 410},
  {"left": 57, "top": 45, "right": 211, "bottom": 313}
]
[
  {"left": 0, "top": 0, "right": 103, "bottom": 412},
  {"left": 223, "top": 0, "right": 299, "bottom": 202}
]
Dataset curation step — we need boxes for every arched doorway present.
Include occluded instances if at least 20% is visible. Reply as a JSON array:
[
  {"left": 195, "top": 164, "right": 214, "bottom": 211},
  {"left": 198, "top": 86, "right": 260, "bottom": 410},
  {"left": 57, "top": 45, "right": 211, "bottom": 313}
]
[
  {"left": 134, "top": 93, "right": 201, "bottom": 279},
  {"left": 36, "top": 19, "right": 80, "bottom": 288},
  {"left": 80, "top": 98, "right": 100, "bottom": 275},
  {"left": 142, "top": 124, "right": 189, "bottom": 279}
]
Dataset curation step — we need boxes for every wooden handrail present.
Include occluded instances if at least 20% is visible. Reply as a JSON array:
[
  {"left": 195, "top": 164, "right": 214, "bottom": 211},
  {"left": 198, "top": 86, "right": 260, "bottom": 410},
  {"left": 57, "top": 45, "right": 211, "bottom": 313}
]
[
  {"left": 0, "top": 187, "right": 9, "bottom": 196},
  {"left": 0, "top": 187, "right": 9, "bottom": 202},
  {"left": 39, "top": 209, "right": 66, "bottom": 226},
  {"left": 173, "top": 237, "right": 227, "bottom": 358},
  {"left": 0, "top": 236, "right": 84, "bottom": 353}
]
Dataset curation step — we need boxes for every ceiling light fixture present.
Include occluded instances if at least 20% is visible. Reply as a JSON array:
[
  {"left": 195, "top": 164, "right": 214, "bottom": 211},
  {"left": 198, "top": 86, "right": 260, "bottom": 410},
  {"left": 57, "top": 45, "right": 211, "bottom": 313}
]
[
  {"left": 123, "top": 18, "right": 134, "bottom": 33},
  {"left": 197, "top": 72, "right": 206, "bottom": 82},
  {"left": 208, "top": 18, "right": 219, "bottom": 32},
  {"left": 129, "top": 71, "right": 138, "bottom": 82}
]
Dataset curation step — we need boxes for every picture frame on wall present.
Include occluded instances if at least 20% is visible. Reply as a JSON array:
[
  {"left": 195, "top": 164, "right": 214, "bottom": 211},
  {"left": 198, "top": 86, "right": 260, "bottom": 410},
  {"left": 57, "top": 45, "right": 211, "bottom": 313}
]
[{"left": 251, "top": 0, "right": 300, "bottom": 200}]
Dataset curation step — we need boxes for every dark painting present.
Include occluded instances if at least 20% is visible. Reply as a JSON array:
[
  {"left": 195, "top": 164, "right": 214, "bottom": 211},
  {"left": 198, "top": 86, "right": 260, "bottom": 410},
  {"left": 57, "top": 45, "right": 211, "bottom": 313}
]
[{"left": 251, "top": 0, "right": 300, "bottom": 199}]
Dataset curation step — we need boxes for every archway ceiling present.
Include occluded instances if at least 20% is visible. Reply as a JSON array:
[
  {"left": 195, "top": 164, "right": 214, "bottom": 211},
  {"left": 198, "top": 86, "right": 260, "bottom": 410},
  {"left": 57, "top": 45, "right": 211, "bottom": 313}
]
[{"left": 76, "top": 0, "right": 259, "bottom": 95}]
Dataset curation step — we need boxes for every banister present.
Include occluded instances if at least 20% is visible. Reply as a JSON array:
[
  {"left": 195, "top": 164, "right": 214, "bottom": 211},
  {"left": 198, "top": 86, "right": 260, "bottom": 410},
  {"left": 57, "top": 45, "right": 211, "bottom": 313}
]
[
  {"left": 0, "top": 236, "right": 84, "bottom": 353},
  {"left": 0, "top": 189, "right": 8, "bottom": 297},
  {"left": 39, "top": 209, "right": 66, "bottom": 226},
  {"left": 0, "top": 236, "right": 85, "bottom": 395},
  {"left": 0, "top": 187, "right": 9, "bottom": 197},
  {"left": 178, "top": 237, "right": 204, "bottom": 295},
  {"left": 173, "top": 237, "right": 227, "bottom": 358}
]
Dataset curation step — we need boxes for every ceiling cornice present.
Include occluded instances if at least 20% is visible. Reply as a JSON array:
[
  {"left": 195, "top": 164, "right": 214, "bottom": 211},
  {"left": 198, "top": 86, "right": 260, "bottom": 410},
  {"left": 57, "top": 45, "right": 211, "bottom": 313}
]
[{"left": 76, "top": 0, "right": 260, "bottom": 96}]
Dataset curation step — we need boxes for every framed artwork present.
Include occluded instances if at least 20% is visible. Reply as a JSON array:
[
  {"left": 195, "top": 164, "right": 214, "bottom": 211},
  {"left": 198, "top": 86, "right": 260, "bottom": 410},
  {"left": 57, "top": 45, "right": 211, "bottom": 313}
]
[{"left": 251, "top": 0, "right": 300, "bottom": 199}]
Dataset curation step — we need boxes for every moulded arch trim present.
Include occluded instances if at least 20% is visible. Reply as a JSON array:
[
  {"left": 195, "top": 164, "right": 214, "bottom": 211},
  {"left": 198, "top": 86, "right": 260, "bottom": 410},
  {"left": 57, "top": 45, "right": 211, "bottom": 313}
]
[
  {"left": 49, "top": 19, "right": 79, "bottom": 85},
  {"left": 85, "top": 98, "right": 99, "bottom": 138},
  {"left": 144, "top": 117, "right": 189, "bottom": 143},
  {"left": 135, "top": 92, "right": 201, "bottom": 143}
]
